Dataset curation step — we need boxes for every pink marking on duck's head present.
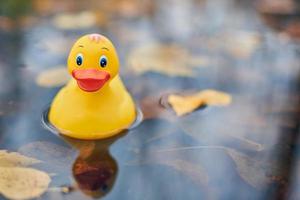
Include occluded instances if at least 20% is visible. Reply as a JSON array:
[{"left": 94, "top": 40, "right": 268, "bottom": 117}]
[{"left": 88, "top": 34, "right": 104, "bottom": 43}]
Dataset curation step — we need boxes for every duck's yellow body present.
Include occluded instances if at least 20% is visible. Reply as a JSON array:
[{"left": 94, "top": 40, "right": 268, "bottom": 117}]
[{"left": 49, "top": 34, "right": 136, "bottom": 140}]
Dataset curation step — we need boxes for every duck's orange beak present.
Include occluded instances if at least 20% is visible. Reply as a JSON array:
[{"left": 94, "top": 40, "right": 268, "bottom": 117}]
[{"left": 72, "top": 69, "right": 110, "bottom": 92}]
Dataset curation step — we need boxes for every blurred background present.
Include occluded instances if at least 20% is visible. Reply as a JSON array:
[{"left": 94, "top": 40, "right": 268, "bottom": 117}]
[{"left": 0, "top": 0, "right": 299, "bottom": 200}]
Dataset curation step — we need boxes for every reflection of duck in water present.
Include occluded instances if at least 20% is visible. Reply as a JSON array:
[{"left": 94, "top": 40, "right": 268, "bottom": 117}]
[{"left": 62, "top": 132, "right": 126, "bottom": 198}]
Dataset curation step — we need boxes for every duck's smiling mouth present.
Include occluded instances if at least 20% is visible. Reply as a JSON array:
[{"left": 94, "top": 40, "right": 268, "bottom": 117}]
[{"left": 72, "top": 69, "right": 110, "bottom": 92}]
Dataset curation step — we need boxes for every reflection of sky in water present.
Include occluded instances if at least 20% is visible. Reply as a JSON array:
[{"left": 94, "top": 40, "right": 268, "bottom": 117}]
[{"left": 0, "top": 0, "right": 299, "bottom": 199}]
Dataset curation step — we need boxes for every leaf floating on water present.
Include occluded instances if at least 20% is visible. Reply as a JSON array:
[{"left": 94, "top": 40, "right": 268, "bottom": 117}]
[
  {"left": 226, "top": 148, "right": 270, "bottom": 189},
  {"left": 0, "top": 167, "right": 51, "bottom": 200},
  {"left": 36, "top": 66, "right": 70, "bottom": 88},
  {"left": 284, "top": 22, "right": 300, "bottom": 39},
  {"left": 19, "top": 141, "right": 75, "bottom": 169},
  {"left": 224, "top": 31, "right": 261, "bottom": 59},
  {"left": 128, "top": 43, "right": 209, "bottom": 77},
  {"left": 168, "top": 89, "right": 232, "bottom": 116},
  {"left": 0, "top": 16, "right": 15, "bottom": 31},
  {"left": 52, "top": 11, "right": 98, "bottom": 30},
  {"left": 0, "top": 150, "right": 41, "bottom": 167},
  {"left": 0, "top": 151, "right": 50, "bottom": 199},
  {"left": 256, "top": 0, "right": 296, "bottom": 15}
]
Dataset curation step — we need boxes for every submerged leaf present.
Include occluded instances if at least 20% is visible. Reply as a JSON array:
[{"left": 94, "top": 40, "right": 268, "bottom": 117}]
[
  {"left": 157, "top": 159, "right": 208, "bottom": 185},
  {"left": 168, "top": 89, "right": 232, "bottom": 116},
  {"left": 0, "top": 167, "right": 51, "bottom": 200},
  {"left": 128, "top": 43, "right": 209, "bottom": 77},
  {"left": 0, "top": 150, "right": 41, "bottom": 167},
  {"left": 36, "top": 66, "right": 70, "bottom": 88},
  {"left": 226, "top": 148, "right": 270, "bottom": 189},
  {"left": 19, "top": 141, "right": 75, "bottom": 169},
  {"left": 129, "top": 158, "right": 208, "bottom": 187}
]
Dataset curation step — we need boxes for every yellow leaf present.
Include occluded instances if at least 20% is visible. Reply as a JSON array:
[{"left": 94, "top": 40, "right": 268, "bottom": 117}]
[
  {"left": 225, "top": 31, "right": 261, "bottom": 58},
  {"left": 128, "top": 43, "right": 209, "bottom": 77},
  {"left": 52, "top": 11, "right": 97, "bottom": 30},
  {"left": 0, "top": 150, "right": 41, "bottom": 167},
  {"left": 168, "top": 89, "right": 232, "bottom": 116},
  {"left": 36, "top": 66, "right": 70, "bottom": 88},
  {"left": 0, "top": 167, "right": 51, "bottom": 200}
]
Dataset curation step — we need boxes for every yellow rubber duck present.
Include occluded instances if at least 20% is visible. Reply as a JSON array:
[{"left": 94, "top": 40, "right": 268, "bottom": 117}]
[{"left": 49, "top": 34, "right": 136, "bottom": 140}]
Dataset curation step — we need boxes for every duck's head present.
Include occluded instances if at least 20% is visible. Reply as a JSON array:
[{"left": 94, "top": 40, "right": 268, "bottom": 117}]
[{"left": 68, "top": 34, "right": 119, "bottom": 92}]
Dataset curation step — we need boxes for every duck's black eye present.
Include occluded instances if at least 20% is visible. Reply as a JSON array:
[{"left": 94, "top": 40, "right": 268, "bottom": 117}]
[
  {"left": 99, "top": 55, "right": 107, "bottom": 68},
  {"left": 76, "top": 53, "right": 83, "bottom": 66}
]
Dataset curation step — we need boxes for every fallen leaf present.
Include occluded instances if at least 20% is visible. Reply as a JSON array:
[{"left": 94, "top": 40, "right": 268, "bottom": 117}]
[
  {"left": 36, "top": 66, "right": 70, "bottom": 88},
  {"left": 168, "top": 89, "right": 232, "bottom": 116},
  {"left": 161, "top": 159, "right": 208, "bottom": 184},
  {"left": 128, "top": 43, "right": 209, "bottom": 77},
  {"left": 0, "top": 150, "right": 41, "bottom": 167},
  {"left": 18, "top": 16, "right": 38, "bottom": 29},
  {"left": 176, "top": 99, "right": 275, "bottom": 152},
  {"left": 128, "top": 157, "right": 208, "bottom": 187},
  {"left": 52, "top": 11, "right": 98, "bottom": 30},
  {"left": 117, "top": 0, "right": 143, "bottom": 18},
  {"left": 226, "top": 148, "right": 271, "bottom": 189},
  {"left": 225, "top": 31, "right": 261, "bottom": 58},
  {"left": 0, "top": 167, "right": 51, "bottom": 200},
  {"left": 284, "top": 22, "right": 300, "bottom": 39},
  {"left": 0, "top": 16, "right": 15, "bottom": 31},
  {"left": 146, "top": 146, "right": 273, "bottom": 189},
  {"left": 19, "top": 141, "right": 75, "bottom": 169},
  {"left": 19, "top": 142, "right": 79, "bottom": 192},
  {"left": 256, "top": 0, "right": 296, "bottom": 15}
]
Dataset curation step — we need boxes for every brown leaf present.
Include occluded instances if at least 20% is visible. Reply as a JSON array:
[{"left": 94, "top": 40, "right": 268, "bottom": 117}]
[
  {"left": 0, "top": 16, "right": 15, "bottom": 31},
  {"left": 0, "top": 167, "right": 51, "bottom": 200},
  {"left": 0, "top": 150, "right": 41, "bottom": 167},
  {"left": 256, "top": 0, "right": 296, "bottom": 15},
  {"left": 284, "top": 22, "right": 300, "bottom": 39},
  {"left": 168, "top": 89, "right": 232, "bottom": 116}
]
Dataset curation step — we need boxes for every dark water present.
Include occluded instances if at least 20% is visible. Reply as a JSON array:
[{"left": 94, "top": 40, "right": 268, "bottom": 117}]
[{"left": 0, "top": 0, "right": 300, "bottom": 199}]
